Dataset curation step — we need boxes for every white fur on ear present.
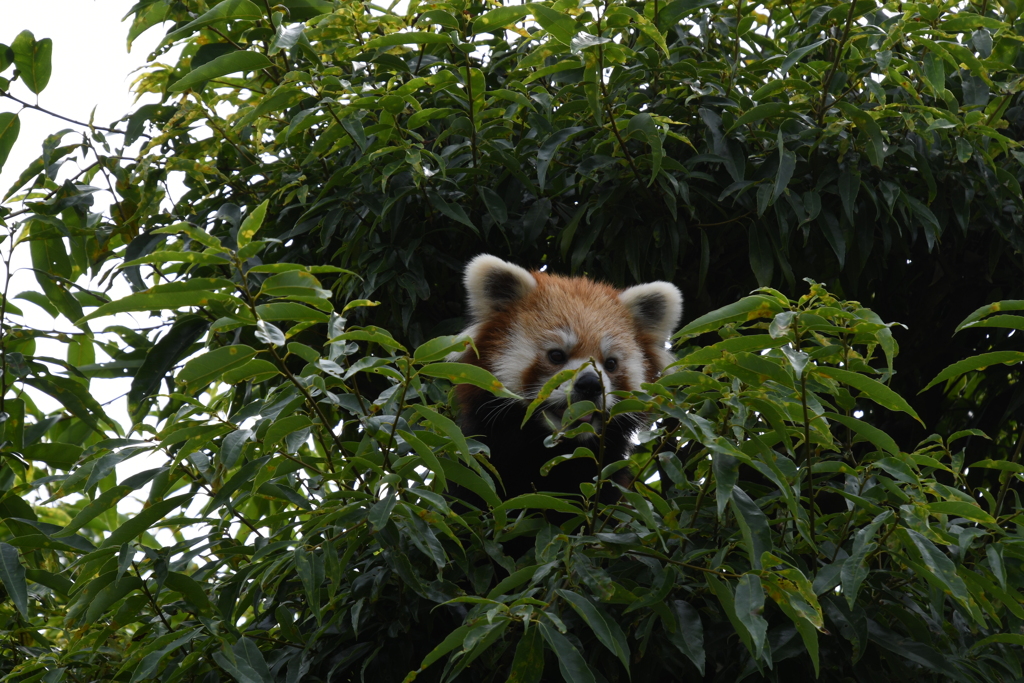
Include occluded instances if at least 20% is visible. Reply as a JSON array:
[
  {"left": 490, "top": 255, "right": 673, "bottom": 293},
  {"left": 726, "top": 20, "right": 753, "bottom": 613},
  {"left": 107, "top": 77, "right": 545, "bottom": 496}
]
[
  {"left": 464, "top": 254, "right": 537, "bottom": 321},
  {"left": 619, "top": 281, "right": 684, "bottom": 340}
]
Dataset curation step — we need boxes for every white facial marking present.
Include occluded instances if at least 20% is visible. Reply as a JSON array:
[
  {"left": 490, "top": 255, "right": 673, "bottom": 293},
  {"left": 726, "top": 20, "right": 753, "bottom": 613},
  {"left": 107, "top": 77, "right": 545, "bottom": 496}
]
[{"left": 492, "top": 324, "right": 535, "bottom": 395}]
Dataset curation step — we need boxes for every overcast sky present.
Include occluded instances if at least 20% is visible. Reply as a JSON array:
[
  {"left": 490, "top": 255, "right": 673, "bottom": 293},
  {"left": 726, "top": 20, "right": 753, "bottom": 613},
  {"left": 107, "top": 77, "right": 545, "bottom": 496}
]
[
  {"left": 1, "top": 3, "right": 167, "bottom": 194},
  {"left": 2, "top": 4, "right": 171, "bottom": 424}
]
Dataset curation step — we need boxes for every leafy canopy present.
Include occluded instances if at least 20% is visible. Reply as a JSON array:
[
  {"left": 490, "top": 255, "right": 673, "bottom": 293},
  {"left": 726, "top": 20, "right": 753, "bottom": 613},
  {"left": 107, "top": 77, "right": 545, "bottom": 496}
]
[{"left": 0, "top": 0, "right": 1023, "bottom": 681}]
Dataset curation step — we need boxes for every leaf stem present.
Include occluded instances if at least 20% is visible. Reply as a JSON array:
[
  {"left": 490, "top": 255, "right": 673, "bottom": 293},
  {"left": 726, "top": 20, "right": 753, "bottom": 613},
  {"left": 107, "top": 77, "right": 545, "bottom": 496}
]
[
  {"left": 994, "top": 426, "right": 1024, "bottom": 519},
  {"left": 0, "top": 91, "right": 149, "bottom": 139},
  {"left": 815, "top": 0, "right": 859, "bottom": 126},
  {"left": 795, "top": 314, "right": 817, "bottom": 545}
]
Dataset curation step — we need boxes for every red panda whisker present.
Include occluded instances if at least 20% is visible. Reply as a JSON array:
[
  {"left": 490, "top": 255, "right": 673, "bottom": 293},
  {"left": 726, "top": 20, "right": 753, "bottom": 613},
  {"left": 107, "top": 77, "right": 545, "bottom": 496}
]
[{"left": 451, "top": 254, "right": 683, "bottom": 508}]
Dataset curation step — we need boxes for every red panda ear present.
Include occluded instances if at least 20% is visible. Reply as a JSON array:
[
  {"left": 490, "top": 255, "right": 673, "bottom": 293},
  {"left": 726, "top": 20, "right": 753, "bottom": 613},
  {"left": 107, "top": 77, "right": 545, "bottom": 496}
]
[
  {"left": 619, "top": 282, "right": 684, "bottom": 340},
  {"left": 464, "top": 254, "right": 537, "bottom": 320}
]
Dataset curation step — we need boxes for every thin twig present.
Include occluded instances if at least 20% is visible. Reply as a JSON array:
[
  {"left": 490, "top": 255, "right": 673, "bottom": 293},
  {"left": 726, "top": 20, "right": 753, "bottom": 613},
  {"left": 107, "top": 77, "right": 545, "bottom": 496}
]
[
  {"left": 0, "top": 91, "right": 150, "bottom": 139},
  {"left": 994, "top": 427, "right": 1024, "bottom": 519},
  {"left": 815, "top": 0, "right": 859, "bottom": 125}
]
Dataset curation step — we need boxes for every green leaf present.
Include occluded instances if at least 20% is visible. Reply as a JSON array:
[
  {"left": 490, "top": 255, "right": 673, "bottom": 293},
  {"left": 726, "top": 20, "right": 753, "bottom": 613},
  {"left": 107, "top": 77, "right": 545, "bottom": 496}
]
[
  {"left": 212, "top": 638, "right": 271, "bottom": 683},
  {"left": 412, "top": 405, "right": 470, "bottom": 459},
  {"left": 734, "top": 574, "right": 769, "bottom": 664},
  {"left": 99, "top": 493, "right": 190, "bottom": 548},
  {"left": 538, "top": 621, "right": 596, "bottom": 683},
  {"left": 969, "top": 459, "right": 1024, "bottom": 473},
  {"left": 126, "top": 628, "right": 202, "bottom": 683},
  {"left": 221, "top": 359, "right": 280, "bottom": 384},
  {"left": 728, "top": 102, "right": 789, "bottom": 134},
  {"left": 955, "top": 300, "right": 1024, "bottom": 331},
  {"left": 237, "top": 200, "right": 269, "bottom": 248},
  {"left": 120, "top": 249, "right": 231, "bottom": 268},
  {"left": 675, "top": 295, "right": 784, "bottom": 339},
  {"left": 169, "top": 51, "right": 274, "bottom": 92},
  {"left": 779, "top": 38, "right": 826, "bottom": 77},
  {"left": 507, "top": 625, "right": 545, "bottom": 683},
  {"left": 255, "top": 302, "right": 329, "bottom": 322},
  {"left": 556, "top": 590, "right": 630, "bottom": 674},
  {"left": 428, "top": 193, "right": 477, "bottom": 231},
  {"left": 815, "top": 367, "right": 922, "bottom": 424},
  {"left": 925, "top": 501, "right": 995, "bottom": 524},
  {"left": 413, "top": 336, "right": 469, "bottom": 364},
  {"left": 529, "top": 4, "right": 577, "bottom": 46},
  {"left": 0, "top": 112, "right": 19, "bottom": 172},
  {"left": 11, "top": 30, "right": 52, "bottom": 94},
  {"left": 22, "top": 443, "right": 82, "bottom": 470},
  {"left": 492, "top": 493, "right": 584, "bottom": 517},
  {"left": 668, "top": 601, "right": 705, "bottom": 675},
  {"left": 0, "top": 543, "right": 28, "bottom": 616},
  {"left": 165, "top": 0, "right": 263, "bottom": 43},
  {"left": 902, "top": 529, "right": 971, "bottom": 610},
  {"left": 921, "top": 351, "right": 1024, "bottom": 392},
  {"left": 127, "top": 1, "right": 170, "bottom": 50},
  {"left": 730, "top": 487, "right": 772, "bottom": 569},
  {"left": 164, "top": 571, "right": 213, "bottom": 615},
  {"left": 955, "top": 314, "right": 1024, "bottom": 332},
  {"left": 78, "top": 289, "right": 235, "bottom": 324},
  {"left": 536, "top": 127, "right": 584, "bottom": 191},
  {"left": 259, "top": 270, "right": 328, "bottom": 298},
  {"left": 474, "top": 5, "right": 533, "bottom": 33},
  {"left": 824, "top": 412, "right": 898, "bottom": 456},
  {"left": 397, "top": 430, "right": 447, "bottom": 491},
  {"left": 55, "top": 468, "right": 164, "bottom": 537},
  {"left": 129, "top": 315, "right": 210, "bottom": 409},
  {"left": 841, "top": 510, "right": 891, "bottom": 608},
  {"left": 418, "top": 362, "right": 520, "bottom": 399},
  {"left": 293, "top": 547, "right": 324, "bottom": 621},
  {"left": 152, "top": 222, "right": 226, "bottom": 250},
  {"left": 835, "top": 102, "right": 886, "bottom": 168},
  {"left": 263, "top": 415, "right": 312, "bottom": 446},
  {"left": 364, "top": 32, "right": 453, "bottom": 49},
  {"left": 407, "top": 107, "right": 460, "bottom": 129},
  {"left": 22, "top": 376, "right": 117, "bottom": 433},
  {"left": 922, "top": 52, "right": 945, "bottom": 94},
  {"left": 177, "top": 345, "right": 257, "bottom": 390},
  {"left": 773, "top": 147, "right": 795, "bottom": 202},
  {"left": 970, "top": 633, "right": 1024, "bottom": 651}
]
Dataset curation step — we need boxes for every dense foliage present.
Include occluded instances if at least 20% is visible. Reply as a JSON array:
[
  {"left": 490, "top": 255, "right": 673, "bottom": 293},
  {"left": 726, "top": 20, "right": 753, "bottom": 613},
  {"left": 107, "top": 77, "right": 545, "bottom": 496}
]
[{"left": 1, "top": 0, "right": 1024, "bottom": 680}]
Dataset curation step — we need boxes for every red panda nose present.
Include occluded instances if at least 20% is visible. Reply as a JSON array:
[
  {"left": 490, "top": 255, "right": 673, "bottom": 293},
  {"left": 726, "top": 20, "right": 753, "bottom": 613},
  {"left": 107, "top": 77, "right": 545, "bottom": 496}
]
[{"left": 572, "top": 371, "right": 603, "bottom": 403}]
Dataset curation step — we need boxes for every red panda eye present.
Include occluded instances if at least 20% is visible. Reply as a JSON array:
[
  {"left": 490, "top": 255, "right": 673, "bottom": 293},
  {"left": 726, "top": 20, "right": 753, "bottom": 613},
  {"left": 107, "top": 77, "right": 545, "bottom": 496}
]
[
  {"left": 605, "top": 358, "right": 618, "bottom": 372},
  {"left": 548, "top": 349, "right": 567, "bottom": 365}
]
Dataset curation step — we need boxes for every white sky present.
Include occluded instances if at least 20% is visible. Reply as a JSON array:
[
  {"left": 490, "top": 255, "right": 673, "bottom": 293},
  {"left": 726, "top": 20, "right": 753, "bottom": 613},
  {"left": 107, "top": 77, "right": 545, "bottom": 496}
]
[
  {"left": 1, "top": 2, "right": 166, "bottom": 197},
  {"left": 2, "top": 4, "right": 170, "bottom": 435}
]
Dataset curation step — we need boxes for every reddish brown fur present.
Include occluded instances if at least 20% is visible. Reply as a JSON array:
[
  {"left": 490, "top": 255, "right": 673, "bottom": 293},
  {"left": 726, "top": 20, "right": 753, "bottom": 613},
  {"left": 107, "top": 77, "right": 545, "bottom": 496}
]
[{"left": 457, "top": 270, "right": 664, "bottom": 390}]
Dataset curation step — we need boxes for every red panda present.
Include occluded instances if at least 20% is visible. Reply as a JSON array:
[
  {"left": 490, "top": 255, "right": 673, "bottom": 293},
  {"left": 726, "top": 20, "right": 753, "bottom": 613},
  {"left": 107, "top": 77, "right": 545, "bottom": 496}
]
[{"left": 452, "top": 254, "right": 683, "bottom": 505}]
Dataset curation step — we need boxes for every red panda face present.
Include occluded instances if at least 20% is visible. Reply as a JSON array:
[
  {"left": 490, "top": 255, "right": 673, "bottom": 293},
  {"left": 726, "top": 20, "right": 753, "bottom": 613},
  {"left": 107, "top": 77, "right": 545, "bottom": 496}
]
[{"left": 456, "top": 255, "right": 683, "bottom": 428}]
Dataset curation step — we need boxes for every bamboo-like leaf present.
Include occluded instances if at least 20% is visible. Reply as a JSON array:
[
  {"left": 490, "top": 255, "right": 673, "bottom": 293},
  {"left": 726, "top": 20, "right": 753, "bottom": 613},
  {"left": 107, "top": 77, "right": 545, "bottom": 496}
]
[
  {"left": 418, "top": 362, "right": 520, "bottom": 399},
  {"left": 538, "top": 621, "right": 597, "bottom": 683},
  {"left": 177, "top": 345, "right": 257, "bottom": 390},
  {"left": 164, "top": 0, "right": 262, "bottom": 42},
  {"left": 507, "top": 624, "right": 545, "bottom": 683},
  {"left": 825, "top": 412, "right": 899, "bottom": 456},
  {"left": 815, "top": 367, "right": 922, "bottom": 424},
  {"left": 676, "top": 295, "right": 785, "bottom": 339},
  {"left": 0, "top": 543, "right": 28, "bottom": 616},
  {"left": 556, "top": 590, "right": 630, "bottom": 673},
  {"left": 472, "top": 5, "right": 532, "bottom": 33},
  {"left": 734, "top": 574, "right": 769, "bottom": 664},
  {"left": 169, "top": 51, "right": 274, "bottom": 92},
  {"left": 0, "top": 112, "right": 19, "bottom": 171},
  {"left": 921, "top": 351, "right": 1024, "bottom": 392}
]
